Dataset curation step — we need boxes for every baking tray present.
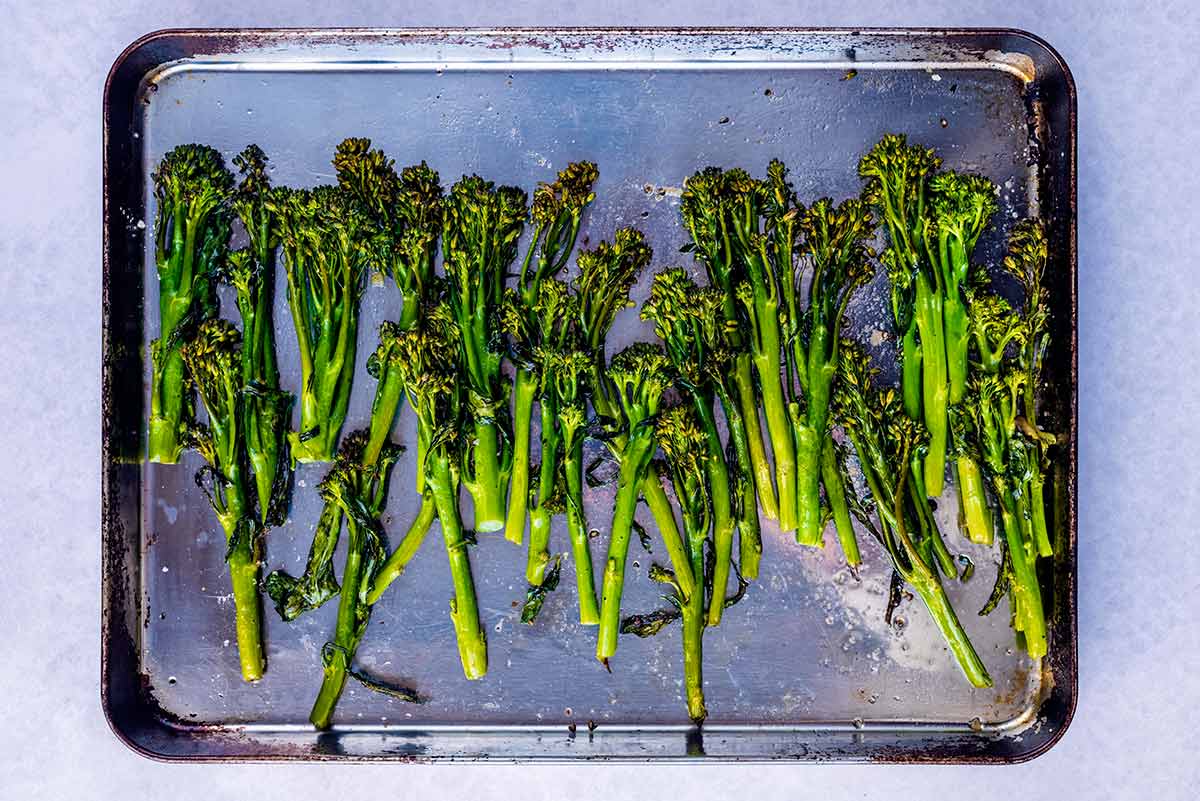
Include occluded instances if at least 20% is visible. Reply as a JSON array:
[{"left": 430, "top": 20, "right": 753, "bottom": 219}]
[{"left": 102, "top": 28, "right": 1077, "bottom": 762}]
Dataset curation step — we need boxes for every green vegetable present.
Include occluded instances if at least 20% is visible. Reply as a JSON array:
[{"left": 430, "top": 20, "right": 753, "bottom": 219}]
[
  {"left": 389, "top": 313, "right": 488, "bottom": 679},
  {"left": 859, "top": 135, "right": 998, "bottom": 498},
  {"left": 442, "top": 175, "right": 527, "bottom": 532},
  {"left": 834, "top": 343, "right": 992, "bottom": 688},
  {"left": 959, "top": 220, "right": 1055, "bottom": 658},
  {"left": 306, "top": 431, "right": 403, "bottom": 730},
  {"left": 641, "top": 269, "right": 736, "bottom": 625},
  {"left": 181, "top": 319, "right": 264, "bottom": 682},
  {"left": 926, "top": 172, "right": 998, "bottom": 405},
  {"left": 149, "top": 144, "right": 233, "bottom": 463},
  {"left": 267, "top": 176, "right": 372, "bottom": 463},
  {"left": 503, "top": 279, "right": 578, "bottom": 586},
  {"left": 786, "top": 189, "right": 875, "bottom": 554},
  {"left": 504, "top": 162, "right": 598, "bottom": 546},
  {"left": 680, "top": 168, "right": 779, "bottom": 525},
  {"left": 228, "top": 145, "right": 293, "bottom": 524},
  {"left": 595, "top": 342, "right": 674, "bottom": 663},
  {"left": 575, "top": 231, "right": 694, "bottom": 601},
  {"left": 652, "top": 404, "right": 714, "bottom": 723}
]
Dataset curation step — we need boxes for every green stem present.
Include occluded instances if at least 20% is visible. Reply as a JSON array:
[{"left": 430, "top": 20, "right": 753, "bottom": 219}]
[
  {"left": 694, "top": 398, "right": 733, "bottom": 627},
  {"left": 642, "top": 469, "right": 695, "bottom": 599},
  {"left": 1029, "top": 473, "right": 1053, "bottom": 558},
  {"left": 309, "top": 516, "right": 365, "bottom": 729},
  {"left": 148, "top": 349, "right": 186, "bottom": 463},
  {"left": 365, "top": 495, "right": 437, "bottom": 605},
  {"left": 526, "top": 401, "right": 560, "bottom": 585},
  {"left": 901, "top": 324, "right": 923, "bottom": 421},
  {"left": 430, "top": 457, "right": 488, "bottom": 679},
  {"left": 792, "top": 417, "right": 823, "bottom": 547},
  {"left": 756, "top": 355, "right": 796, "bottom": 533},
  {"left": 504, "top": 369, "right": 538, "bottom": 545},
  {"left": 914, "top": 274, "right": 948, "bottom": 496},
  {"left": 364, "top": 365, "right": 405, "bottom": 469},
  {"left": 228, "top": 540, "right": 265, "bottom": 683},
  {"left": 998, "top": 496, "right": 1048, "bottom": 659},
  {"left": 909, "top": 452, "right": 957, "bottom": 579},
  {"left": 596, "top": 433, "right": 656, "bottom": 662},
  {"left": 682, "top": 595, "right": 706, "bottom": 724},
  {"left": 732, "top": 357, "right": 779, "bottom": 521},
  {"left": 955, "top": 456, "right": 993, "bottom": 545},
  {"left": 468, "top": 417, "right": 506, "bottom": 532},
  {"left": 719, "top": 388, "right": 761, "bottom": 579},
  {"left": 909, "top": 572, "right": 992, "bottom": 688},
  {"left": 820, "top": 437, "right": 860, "bottom": 566},
  {"left": 944, "top": 291, "right": 969, "bottom": 405},
  {"left": 563, "top": 436, "right": 599, "bottom": 625}
]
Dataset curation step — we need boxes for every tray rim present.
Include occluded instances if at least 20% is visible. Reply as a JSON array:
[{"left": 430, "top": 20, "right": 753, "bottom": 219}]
[{"left": 101, "top": 26, "right": 1077, "bottom": 765}]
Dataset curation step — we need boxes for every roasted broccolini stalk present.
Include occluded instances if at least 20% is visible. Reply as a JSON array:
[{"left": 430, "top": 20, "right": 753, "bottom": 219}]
[
  {"left": 959, "top": 220, "right": 1055, "bottom": 658},
  {"left": 926, "top": 172, "right": 998, "bottom": 405},
  {"left": 860, "top": 135, "right": 998, "bottom": 498},
  {"left": 181, "top": 319, "right": 264, "bottom": 681},
  {"left": 575, "top": 231, "right": 695, "bottom": 602},
  {"left": 390, "top": 315, "right": 488, "bottom": 679},
  {"left": 595, "top": 342, "right": 674, "bottom": 663},
  {"left": 442, "top": 175, "right": 527, "bottom": 532},
  {"left": 505, "top": 162, "right": 598, "bottom": 545},
  {"left": 542, "top": 344, "right": 601, "bottom": 624},
  {"left": 333, "top": 139, "right": 444, "bottom": 464},
  {"left": 680, "top": 168, "right": 779, "bottom": 523},
  {"left": 651, "top": 405, "right": 712, "bottom": 723},
  {"left": 228, "top": 145, "right": 293, "bottom": 524},
  {"left": 306, "top": 431, "right": 403, "bottom": 730},
  {"left": 268, "top": 179, "right": 372, "bottom": 463},
  {"left": 784, "top": 178, "right": 875, "bottom": 555},
  {"left": 641, "top": 269, "right": 737, "bottom": 624},
  {"left": 503, "top": 279, "right": 578, "bottom": 586},
  {"left": 834, "top": 343, "right": 992, "bottom": 688},
  {"left": 859, "top": 135, "right": 944, "bottom": 492},
  {"left": 149, "top": 144, "right": 233, "bottom": 463}
]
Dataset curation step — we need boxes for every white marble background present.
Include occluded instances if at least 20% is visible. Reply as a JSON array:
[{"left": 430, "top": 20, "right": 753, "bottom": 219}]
[{"left": 1, "top": 1, "right": 1196, "bottom": 798}]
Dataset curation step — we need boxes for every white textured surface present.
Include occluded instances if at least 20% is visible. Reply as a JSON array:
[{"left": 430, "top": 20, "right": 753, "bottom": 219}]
[{"left": 1, "top": 1, "right": 1197, "bottom": 798}]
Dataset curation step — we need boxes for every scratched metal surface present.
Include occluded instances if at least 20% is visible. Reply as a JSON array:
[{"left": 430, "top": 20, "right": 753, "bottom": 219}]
[{"left": 103, "top": 29, "right": 1076, "bottom": 761}]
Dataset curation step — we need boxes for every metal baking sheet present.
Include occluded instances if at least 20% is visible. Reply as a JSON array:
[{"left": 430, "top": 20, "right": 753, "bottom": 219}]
[{"left": 102, "top": 28, "right": 1077, "bottom": 762}]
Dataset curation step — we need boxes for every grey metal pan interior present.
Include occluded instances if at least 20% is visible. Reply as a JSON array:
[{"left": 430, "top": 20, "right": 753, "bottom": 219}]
[{"left": 102, "top": 28, "right": 1076, "bottom": 763}]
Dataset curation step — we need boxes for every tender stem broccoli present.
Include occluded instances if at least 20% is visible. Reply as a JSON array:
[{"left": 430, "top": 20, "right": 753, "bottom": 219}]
[
  {"left": 267, "top": 176, "right": 372, "bottom": 463},
  {"left": 333, "top": 139, "right": 444, "bottom": 462},
  {"left": 180, "top": 319, "right": 264, "bottom": 682},
  {"left": 390, "top": 318, "right": 488, "bottom": 679},
  {"left": 442, "top": 175, "right": 528, "bottom": 532},
  {"left": 304, "top": 431, "right": 403, "bottom": 730},
  {"left": 680, "top": 168, "right": 779, "bottom": 524},
  {"left": 575, "top": 232, "right": 695, "bottom": 601},
  {"left": 834, "top": 343, "right": 992, "bottom": 688},
  {"left": 859, "top": 135, "right": 950, "bottom": 495},
  {"left": 967, "top": 371, "right": 1048, "bottom": 658},
  {"left": 595, "top": 342, "right": 674, "bottom": 663},
  {"left": 550, "top": 352, "right": 602, "bottom": 624},
  {"left": 149, "top": 145, "right": 233, "bottom": 463},
  {"left": 641, "top": 269, "right": 736, "bottom": 625},
  {"left": 926, "top": 172, "right": 998, "bottom": 405},
  {"left": 1003, "top": 220, "right": 1056, "bottom": 558},
  {"left": 788, "top": 190, "right": 875, "bottom": 554},
  {"left": 652, "top": 405, "right": 712, "bottom": 723},
  {"left": 958, "top": 220, "right": 1056, "bottom": 658},
  {"left": 228, "top": 145, "right": 293, "bottom": 524},
  {"left": 504, "top": 163, "right": 598, "bottom": 545},
  {"left": 503, "top": 278, "right": 581, "bottom": 586}
]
